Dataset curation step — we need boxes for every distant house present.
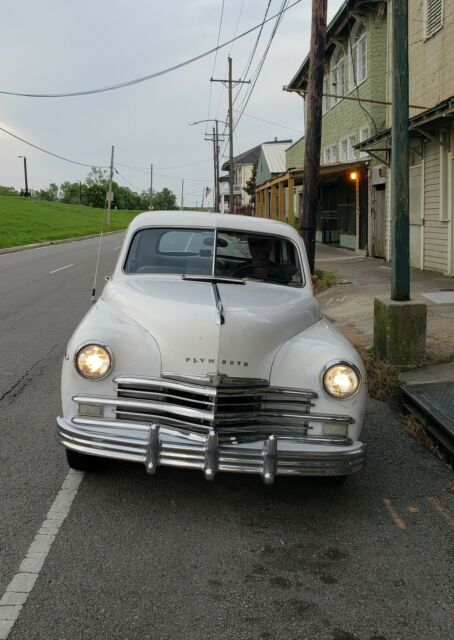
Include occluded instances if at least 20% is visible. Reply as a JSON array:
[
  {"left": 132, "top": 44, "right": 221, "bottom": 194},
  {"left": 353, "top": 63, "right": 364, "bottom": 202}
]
[
  {"left": 220, "top": 139, "right": 292, "bottom": 214},
  {"left": 256, "top": 139, "right": 292, "bottom": 185}
]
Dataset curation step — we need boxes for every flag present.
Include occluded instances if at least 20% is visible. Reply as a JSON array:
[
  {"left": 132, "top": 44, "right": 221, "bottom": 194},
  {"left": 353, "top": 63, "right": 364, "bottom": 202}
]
[{"left": 205, "top": 187, "right": 212, "bottom": 198}]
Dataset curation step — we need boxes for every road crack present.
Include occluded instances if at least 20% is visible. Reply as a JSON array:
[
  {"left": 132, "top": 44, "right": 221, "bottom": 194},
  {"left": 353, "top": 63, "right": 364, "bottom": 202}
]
[{"left": 0, "top": 343, "right": 60, "bottom": 404}]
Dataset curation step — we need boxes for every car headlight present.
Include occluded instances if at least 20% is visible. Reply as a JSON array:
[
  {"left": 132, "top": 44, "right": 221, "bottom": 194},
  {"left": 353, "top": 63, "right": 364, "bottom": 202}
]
[
  {"left": 75, "top": 343, "right": 113, "bottom": 380},
  {"left": 323, "top": 361, "right": 360, "bottom": 399}
]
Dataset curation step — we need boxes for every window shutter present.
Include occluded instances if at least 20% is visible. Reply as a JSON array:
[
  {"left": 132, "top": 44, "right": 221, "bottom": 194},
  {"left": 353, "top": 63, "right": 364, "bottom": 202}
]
[{"left": 426, "top": 0, "right": 444, "bottom": 38}]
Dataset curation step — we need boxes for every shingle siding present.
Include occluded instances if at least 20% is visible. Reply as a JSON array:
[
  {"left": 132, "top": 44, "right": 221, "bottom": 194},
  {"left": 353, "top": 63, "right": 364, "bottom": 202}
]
[{"left": 286, "top": 11, "right": 388, "bottom": 171}]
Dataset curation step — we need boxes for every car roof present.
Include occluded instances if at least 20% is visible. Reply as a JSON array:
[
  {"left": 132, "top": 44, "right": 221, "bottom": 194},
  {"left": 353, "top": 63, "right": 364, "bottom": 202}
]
[{"left": 127, "top": 211, "right": 300, "bottom": 240}]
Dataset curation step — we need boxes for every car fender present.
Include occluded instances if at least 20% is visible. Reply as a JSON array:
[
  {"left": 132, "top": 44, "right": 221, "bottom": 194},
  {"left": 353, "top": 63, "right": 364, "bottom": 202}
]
[
  {"left": 61, "top": 298, "right": 162, "bottom": 419},
  {"left": 270, "top": 317, "right": 368, "bottom": 438}
]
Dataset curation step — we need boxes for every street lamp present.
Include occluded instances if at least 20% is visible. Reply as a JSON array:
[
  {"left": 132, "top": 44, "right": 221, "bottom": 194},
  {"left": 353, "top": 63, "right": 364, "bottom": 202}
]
[
  {"left": 189, "top": 119, "right": 228, "bottom": 213},
  {"left": 18, "top": 155, "right": 30, "bottom": 197}
]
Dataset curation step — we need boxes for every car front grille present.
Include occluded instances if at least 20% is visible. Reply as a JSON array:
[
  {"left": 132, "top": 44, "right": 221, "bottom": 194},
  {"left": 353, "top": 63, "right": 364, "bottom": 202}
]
[{"left": 110, "top": 375, "right": 352, "bottom": 444}]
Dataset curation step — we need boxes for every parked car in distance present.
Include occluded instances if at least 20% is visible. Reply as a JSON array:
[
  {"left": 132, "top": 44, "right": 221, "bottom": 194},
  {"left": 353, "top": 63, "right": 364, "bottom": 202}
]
[{"left": 57, "top": 211, "right": 367, "bottom": 484}]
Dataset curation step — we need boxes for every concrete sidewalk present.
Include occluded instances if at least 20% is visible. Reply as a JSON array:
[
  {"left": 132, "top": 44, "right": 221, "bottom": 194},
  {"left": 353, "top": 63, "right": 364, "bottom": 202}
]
[{"left": 314, "top": 244, "right": 454, "bottom": 384}]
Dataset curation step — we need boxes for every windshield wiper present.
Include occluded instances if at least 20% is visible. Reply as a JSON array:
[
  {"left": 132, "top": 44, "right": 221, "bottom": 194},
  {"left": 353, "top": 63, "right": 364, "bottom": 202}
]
[{"left": 181, "top": 275, "right": 245, "bottom": 285}]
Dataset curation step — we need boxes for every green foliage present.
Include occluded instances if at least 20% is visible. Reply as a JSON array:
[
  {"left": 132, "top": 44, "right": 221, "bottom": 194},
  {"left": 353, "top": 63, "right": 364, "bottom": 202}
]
[
  {"left": 37, "top": 183, "right": 59, "bottom": 201},
  {"left": 60, "top": 181, "right": 82, "bottom": 204},
  {"left": 314, "top": 268, "right": 338, "bottom": 287},
  {"left": 0, "top": 185, "right": 18, "bottom": 196},
  {"left": 151, "top": 187, "right": 178, "bottom": 210},
  {"left": 244, "top": 162, "right": 257, "bottom": 198}
]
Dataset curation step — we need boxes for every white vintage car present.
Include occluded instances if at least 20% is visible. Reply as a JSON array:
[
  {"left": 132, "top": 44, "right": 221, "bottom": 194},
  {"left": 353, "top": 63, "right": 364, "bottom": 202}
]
[{"left": 57, "top": 211, "right": 367, "bottom": 484}]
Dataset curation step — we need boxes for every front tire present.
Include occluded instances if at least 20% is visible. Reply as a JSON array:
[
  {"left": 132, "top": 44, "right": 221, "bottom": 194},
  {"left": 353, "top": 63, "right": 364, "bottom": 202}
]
[{"left": 66, "top": 448, "right": 102, "bottom": 472}]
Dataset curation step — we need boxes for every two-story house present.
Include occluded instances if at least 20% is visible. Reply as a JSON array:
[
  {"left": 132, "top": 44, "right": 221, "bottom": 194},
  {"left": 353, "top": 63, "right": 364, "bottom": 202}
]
[
  {"left": 357, "top": 0, "right": 454, "bottom": 276},
  {"left": 220, "top": 139, "right": 292, "bottom": 214},
  {"left": 256, "top": 0, "right": 388, "bottom": 253}
]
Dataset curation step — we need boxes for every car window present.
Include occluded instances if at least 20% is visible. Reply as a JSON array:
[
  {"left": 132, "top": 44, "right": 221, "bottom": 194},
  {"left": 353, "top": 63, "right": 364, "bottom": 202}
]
[
  {"left": 215, "top": 231, "right": 304, "bottom": 287},
  {"left": 124, "top": 227, "right": 215, "bottom": 275}
]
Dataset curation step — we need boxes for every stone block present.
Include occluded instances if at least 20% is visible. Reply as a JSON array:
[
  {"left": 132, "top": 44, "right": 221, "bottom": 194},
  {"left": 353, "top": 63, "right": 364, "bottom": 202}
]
[{"left": 374, "top": 296, "right": 427, "bottom": 366}]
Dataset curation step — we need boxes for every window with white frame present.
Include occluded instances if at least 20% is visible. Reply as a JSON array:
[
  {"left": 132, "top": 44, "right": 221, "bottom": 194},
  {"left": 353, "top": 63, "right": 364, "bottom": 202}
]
[
  {"left": 330, "top": 47, "right": 345, "bottom": 104},
  {"left": 324, "top": 147, "right": 331, "bottom": 164},
  {"left": 425, "top": 0, "right": 444, "bottom": 38},
  {"left": 350, "top": 22, "right": 367, "bottom": 90},
  {"left": 340, "top": 135, "right": 356, "bottom": 161},
  {"left": 322, "top": 74, "right": 331, "bottom": 114},
  {"left": 330, "top": 145, "right": 338, "bottom": 163},
  {"left": 359, "top": 125, "right": 369, "bottom": 159}
]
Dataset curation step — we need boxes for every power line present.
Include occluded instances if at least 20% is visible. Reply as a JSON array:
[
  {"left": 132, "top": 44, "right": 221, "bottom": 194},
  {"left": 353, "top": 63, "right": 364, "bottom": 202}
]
[
  {"left": 0, "top": 0, "right": 303, "bottom": 99},
  {"left": 232, "top": 0, "right": 273, "bottom": 109},
  {"left": 218, "top": 0, "right": 289, "bottom": 161},
  {"left": 234, "top": 0, "right": 289, "bottom": 134},
  {"left": 0, "top": 124, "right": 108, "bottom": 169},
  {"left": 205, "top": 0, "right": 226, "bottom": 134},
  {"left": 238, "top": 110, "right": 304, "bottom": 133}
]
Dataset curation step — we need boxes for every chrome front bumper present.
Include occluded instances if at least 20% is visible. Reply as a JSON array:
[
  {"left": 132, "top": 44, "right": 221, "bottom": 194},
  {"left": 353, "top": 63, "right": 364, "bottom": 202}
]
[{"left": 57, "top": 417, "right": 366, "bottom": 484}]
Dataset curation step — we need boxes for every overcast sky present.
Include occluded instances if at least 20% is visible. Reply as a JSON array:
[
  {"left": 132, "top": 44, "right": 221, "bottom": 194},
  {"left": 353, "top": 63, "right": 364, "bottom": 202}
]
[{"left": 0, "top": 0, "right": 343, "bottom": 207}]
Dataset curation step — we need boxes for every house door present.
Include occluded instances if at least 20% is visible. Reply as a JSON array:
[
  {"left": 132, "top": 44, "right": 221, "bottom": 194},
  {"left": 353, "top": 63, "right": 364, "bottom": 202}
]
[{"left": 371, "top": 184, "right": 386, "bottom": 258}]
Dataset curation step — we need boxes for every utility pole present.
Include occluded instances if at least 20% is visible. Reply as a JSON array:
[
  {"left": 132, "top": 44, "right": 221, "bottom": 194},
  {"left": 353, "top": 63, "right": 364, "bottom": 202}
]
[
  {"left": 106, "top": 145, "right": 115, "bottom": 226},
  {"left": 215, "top": 119, "right": 220, "bottom": 211},
  {"left": 211, "top": 57, "right": 250, "bottom": 214},
  {"left": 79, "top": 181, "right": 83, "bottom": 205},
  {"left": 373, "top": 0, "right": 426, "bottom": 366},
  {"left": 391, "top": 0, "right": 409, "bottom": 301},
  {"left": 190, "top": 118, "right": 226, "bottom": 213},
  {"left": 180, "top": 179, "right": 184, "bottom": 211},
  {"left": 150, "top": 163, "right": 153, "bottom": 210},
  {"left": 212, "top": 127, "right": 217, "bottom": 211},
  {"left": 301, "top": 0, "right": 327, "bottom": 274}
]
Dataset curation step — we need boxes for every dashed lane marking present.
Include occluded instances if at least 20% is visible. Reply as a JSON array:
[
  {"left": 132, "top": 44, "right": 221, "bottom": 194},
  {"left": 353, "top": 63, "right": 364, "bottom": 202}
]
[
  {"left": 428, "top": 496, "right": 454, "bottom": 529},
  {"left": 49, "top": 263, "right": 74, "bottom": 274},
  {"left": 0, "top": 470, "right": 84, "bottom": 639},
  {"left": 383, "top": 498, "right": 406, "bottom": 530},
  {"left": 112, "top": 246, "right": 121, "bottom": 251}
]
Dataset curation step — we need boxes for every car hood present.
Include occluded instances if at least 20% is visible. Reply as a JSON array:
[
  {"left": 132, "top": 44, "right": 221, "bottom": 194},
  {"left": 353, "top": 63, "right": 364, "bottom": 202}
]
[{"left": 103, "top": 278, "right": 320, "bottom": 380}]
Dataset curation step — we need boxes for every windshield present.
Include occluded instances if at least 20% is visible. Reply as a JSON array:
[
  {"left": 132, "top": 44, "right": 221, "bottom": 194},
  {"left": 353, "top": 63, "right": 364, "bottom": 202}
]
[{"left": 124, "top": 227, "right": 303, "bottom": 286}]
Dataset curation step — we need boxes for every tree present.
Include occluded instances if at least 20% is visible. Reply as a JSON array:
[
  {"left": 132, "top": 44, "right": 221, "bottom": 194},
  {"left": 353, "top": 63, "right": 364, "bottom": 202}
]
[
  {"left": 60, "top": 181, "right": 81, "bottom": 204},
  {"left": 0, "top": 185, "right": 17, "bottom": 196},
  {"left": 244, "top": 162, "right": 257, "bottom": 199},
  {"left": 37, "top": 183, "right": 59, "bottom": 201},
  {"left": 151, "top": 188, "right": 178, "bottom": 210}
]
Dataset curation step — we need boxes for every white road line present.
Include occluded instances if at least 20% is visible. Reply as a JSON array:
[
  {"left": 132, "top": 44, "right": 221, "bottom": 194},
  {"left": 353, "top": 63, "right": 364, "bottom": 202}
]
[
  {"left": 49, "top": 264, "right": 74, "bottom": 274},
  {"left": 112, "top": 246, "right": 121, "bottom": 251},
  {"left": 0, "top": 470, "right": 84, "bottom": 639}
]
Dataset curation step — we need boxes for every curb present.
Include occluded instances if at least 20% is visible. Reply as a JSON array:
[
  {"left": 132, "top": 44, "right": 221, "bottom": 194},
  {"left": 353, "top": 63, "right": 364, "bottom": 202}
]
[{"left": 0, "top": 230, "right": 124, "bottom": 256}]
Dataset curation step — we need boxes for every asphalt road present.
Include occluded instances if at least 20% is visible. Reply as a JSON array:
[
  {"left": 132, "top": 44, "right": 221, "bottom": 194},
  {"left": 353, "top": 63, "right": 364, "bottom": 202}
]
[{"left": 1, "top": 235, "right": 453, "bottom": 640}]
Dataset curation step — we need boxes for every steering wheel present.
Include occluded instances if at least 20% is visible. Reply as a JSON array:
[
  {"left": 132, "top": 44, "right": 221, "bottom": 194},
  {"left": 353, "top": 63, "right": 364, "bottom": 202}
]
[{"left": 227, "top": 261, "right": 255, "bottom": 278}]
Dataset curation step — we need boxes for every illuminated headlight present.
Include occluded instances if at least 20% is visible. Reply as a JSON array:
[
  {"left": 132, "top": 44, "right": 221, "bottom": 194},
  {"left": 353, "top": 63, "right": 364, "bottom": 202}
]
[
  {"left": 323, "top": 362, "right": 360, "bottom": 399},
  {"left": 75, "top": 343, "right": 113, "bottom": 380}
]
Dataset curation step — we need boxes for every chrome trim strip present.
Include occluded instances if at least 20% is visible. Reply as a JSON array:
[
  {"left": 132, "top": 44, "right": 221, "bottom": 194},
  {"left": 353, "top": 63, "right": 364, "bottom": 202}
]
[
  {"left": 116, "top": 376, "right": 318, "bottom": 399},
  {"left": 57, "top": 417, "right": 366, "bottom": 482}
]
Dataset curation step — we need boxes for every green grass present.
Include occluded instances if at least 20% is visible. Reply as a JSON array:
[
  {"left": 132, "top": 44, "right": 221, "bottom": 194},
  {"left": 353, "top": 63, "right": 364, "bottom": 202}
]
[
  {"left": 314, "top": 268, "right": 338, "bottom": 288},
  {"left": 0, "top": 196, "right": 142, "bottom": 249}
]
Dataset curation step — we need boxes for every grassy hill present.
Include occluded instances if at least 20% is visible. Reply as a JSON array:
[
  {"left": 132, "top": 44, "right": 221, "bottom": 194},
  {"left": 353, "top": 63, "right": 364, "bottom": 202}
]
[{"left": 0, "top": 196, "right": 142, "bottom": 249}]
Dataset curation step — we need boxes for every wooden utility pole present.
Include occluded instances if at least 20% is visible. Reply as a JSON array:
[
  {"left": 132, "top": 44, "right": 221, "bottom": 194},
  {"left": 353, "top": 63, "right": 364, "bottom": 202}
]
[
  {"left": 391, "top": 0, "right": 410, "bottom": 300},
  {"left": 180, "top": 179, "right": 184, "bottom": 211},
  {"left": 150, "top": 163, "right": 153, "bottom": 210},
  {"left": 215, "top": 120, "right": 220, "bottom": 211},
  {"left": 211, "top": 58, "right": 250, "bottom": 214},
  {"left": 106, "top": 145, "right": 115, "bottom": 226},
  {"left": 301, "top": 0, "right": 327, "bottom": 274},
  {"left": 228, "top": 56, "right": 234, "bottom": 213}
]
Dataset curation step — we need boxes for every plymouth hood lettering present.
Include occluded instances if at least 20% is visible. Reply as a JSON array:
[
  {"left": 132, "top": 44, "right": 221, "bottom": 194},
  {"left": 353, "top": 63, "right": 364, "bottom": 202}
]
[{"left": 103, "top": 278, "right": 320, "bottom": 379}]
